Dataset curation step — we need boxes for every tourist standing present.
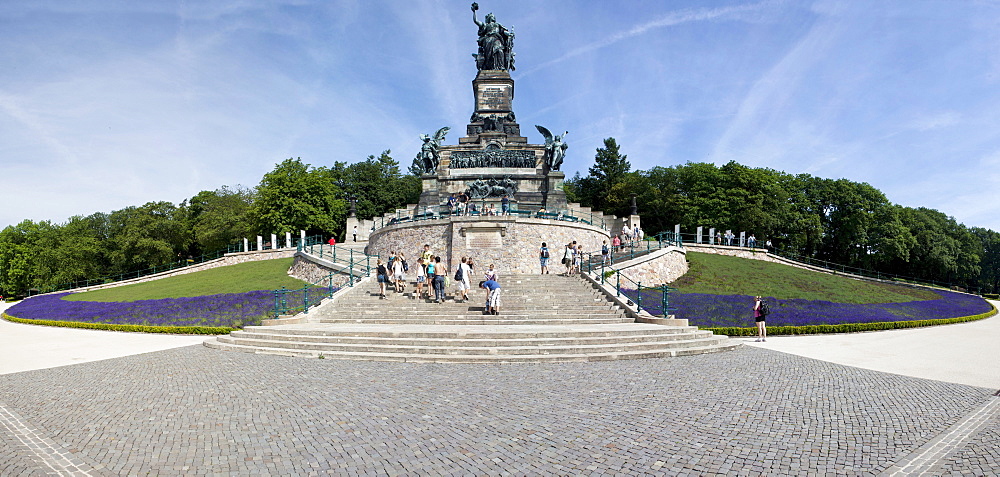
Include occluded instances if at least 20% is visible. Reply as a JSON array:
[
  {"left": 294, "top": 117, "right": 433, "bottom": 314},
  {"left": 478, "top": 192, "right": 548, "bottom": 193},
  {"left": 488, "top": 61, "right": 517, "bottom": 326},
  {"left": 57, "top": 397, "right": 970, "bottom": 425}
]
[
  {"left": 539, "top": 242, "right": 550, "bottom": 274},
  {"left": 754, "top": 296, "right": 768, "bottom": 342},
  {"left": 562, "top": 243, "right": 573, "bottom": 275},
  {"left": 456, "top": 257, "right": 472, "bottom": 302},
  {"left": 621, "top": 224, "right": 631, "bottom": 247},
  {"left": 748, "top": 234, "right": 757, "bottom": 249},
  {"left": 393, "top": 252, "right": 408, "bottom": 293},
  {"left": 433, "top": 256, "right": 448, "bottom": 303},
  {"left": 425, "top": 257, "right": 436, "bottom": 300},
  {"left": 480, "top": 279, "right": 501, "bottom": 315},
  {"left": 328, "top": 236, "right": 336, "bottom": 247},
  {"left": 484, "top": 263, "right": 498, "bottom": 282},
  {"left": 353, "top": 225, "right": 358, "bottom": 242},
  {"left": 612, "top": 235, "right": 621, "bottom": 253},
  {"left": 375, "top": 259, "right": 389, "bottom": 299},
  {"left": 420, "top": 244, "right": 434, "bottom": 271},
  {"left": 415, "top": 257, "right": 427, "bottom": 300},
  {"left": 601, "top": 240, "right": 610, "bottom": 266},
  {"left": 573, "top": 244, "right": 583, "bottom": 274},
  {"left": 458, "top": 191, "right": 469, "bottom": 215},
  {"left": 447, "top": 193, "right": 457, "bottom": 214}
]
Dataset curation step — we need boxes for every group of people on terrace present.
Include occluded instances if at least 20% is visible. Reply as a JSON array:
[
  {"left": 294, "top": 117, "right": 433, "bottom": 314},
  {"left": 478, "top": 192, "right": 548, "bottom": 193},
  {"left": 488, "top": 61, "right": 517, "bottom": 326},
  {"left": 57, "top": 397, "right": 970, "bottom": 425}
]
[
  {"left": 711, "top": 230, "right": 771, "bottom": 250},
  {"left": 374, "top": 244, "right": 502, "bottom": 315},
  {"left": 446, "top": 193, "right": 516, "bottom": 217}
]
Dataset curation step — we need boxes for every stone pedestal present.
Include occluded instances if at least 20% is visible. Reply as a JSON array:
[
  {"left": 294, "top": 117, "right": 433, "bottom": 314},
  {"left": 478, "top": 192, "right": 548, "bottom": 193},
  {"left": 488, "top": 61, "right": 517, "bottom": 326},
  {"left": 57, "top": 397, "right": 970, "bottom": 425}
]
[{"left": 417, "top": 69, "right": 567, "bottom": 212}]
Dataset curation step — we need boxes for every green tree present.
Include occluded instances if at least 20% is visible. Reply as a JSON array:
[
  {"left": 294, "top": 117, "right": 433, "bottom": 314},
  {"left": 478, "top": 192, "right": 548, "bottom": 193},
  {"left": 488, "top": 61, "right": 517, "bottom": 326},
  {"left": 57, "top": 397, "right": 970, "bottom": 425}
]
[
  {"left": 187, "top": 186, "right": 254, "bottom": 254},
  {"left": 338, "top": 150, "right": 420, "bottom": 221},
  {"left": 578, "top": 137, "right": 631, "bottom": 212},
  {"left": 248, "top": 158, "right": 346, "bottom": 238},
  {"left": 0, "top": 220, "right": 45, "bottom": 295},
  {"left": 105, "top": 202, "right": 190, "bottom": 274}
]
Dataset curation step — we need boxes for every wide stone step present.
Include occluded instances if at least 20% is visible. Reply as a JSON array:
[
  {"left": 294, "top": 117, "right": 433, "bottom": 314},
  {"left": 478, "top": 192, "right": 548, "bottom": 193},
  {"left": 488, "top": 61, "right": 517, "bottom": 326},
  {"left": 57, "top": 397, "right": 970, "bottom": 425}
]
[
  {"left": 230, "top": 329, "right": 716, "bottom": 347},
  {"left": 214, "top": 335, "right": 728, "bottom": 356},
  {"left": 325, "top": 305, "right": 620, "bottom": 313},
  {"left": 313, "top": 318, "right": 631, "bottom": 325},
  {"left": 241, "top": 324, "right": 703, "bottom": 339},
  {"left": 204, "top": 339, "right": 741, "bottom": 362}
]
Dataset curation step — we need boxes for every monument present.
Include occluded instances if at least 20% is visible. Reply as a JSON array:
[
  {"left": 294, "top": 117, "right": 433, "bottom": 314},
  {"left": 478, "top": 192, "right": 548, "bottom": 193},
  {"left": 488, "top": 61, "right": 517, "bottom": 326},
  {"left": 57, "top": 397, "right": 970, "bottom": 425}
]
[
  {"left": 415, "top": 2, "right": 568, "bottom": 212},
  {"left": 364, "top": 3, "right": 615, "bottom": 273}
]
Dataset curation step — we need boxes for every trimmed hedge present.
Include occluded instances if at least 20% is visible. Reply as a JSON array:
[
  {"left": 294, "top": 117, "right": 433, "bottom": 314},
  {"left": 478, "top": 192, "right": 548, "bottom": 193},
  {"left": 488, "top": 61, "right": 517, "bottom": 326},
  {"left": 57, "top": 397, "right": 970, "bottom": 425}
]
[
  {"left": 703, "top": 302, "right": 997, "bottom": 336},
  {"left": 983, "top": 293, "right": 999, "bottom": 300},
  {"left": 1, "top": 313, "right": 233, "bottom": 335}
]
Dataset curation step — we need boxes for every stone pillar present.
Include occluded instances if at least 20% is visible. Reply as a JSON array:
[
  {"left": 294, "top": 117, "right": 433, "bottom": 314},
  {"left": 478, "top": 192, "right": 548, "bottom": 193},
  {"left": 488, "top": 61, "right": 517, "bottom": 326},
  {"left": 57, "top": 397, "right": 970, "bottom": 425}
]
[
  {"left": 300, "top": 230, "right": 306, "bottom": 244},
  {"left": 257, "top": 236, "right": 263, "bottom": 251},
  {"left": 243, "top": 238, "right": 248, "bottom": 252},
  {"left": 674, "top": 224, "right": 680, "bottom": 239},
  {"left": 285, "top": 232, "right": 292, "bottom": 249},
  {"left": 708, "top": 228, "right": 715, "bottom": 245},
  {"left": 696, "top": 226, "right": 703, "bottom": 244},
  {"left": 629, "top": 215, "right": 641, "bottom": 233},
  {"left": 740, "top": 231, "right": 746, "bottom": 248}
]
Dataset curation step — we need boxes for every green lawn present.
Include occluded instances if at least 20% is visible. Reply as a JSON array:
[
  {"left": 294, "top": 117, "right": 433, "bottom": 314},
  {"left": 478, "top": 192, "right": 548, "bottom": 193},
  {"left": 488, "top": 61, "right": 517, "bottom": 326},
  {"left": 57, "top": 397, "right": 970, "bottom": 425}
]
[
  {"left": 65, "top": 258, "right": 310, "bottom": 302},
  {"left": 671, "top": 252, "right": 939, "bottom": 304}
]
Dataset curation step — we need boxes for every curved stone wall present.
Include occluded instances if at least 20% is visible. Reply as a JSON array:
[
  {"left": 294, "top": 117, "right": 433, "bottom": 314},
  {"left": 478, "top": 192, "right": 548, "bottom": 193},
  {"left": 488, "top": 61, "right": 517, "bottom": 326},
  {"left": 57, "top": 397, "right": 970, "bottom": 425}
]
[
  {"left": 611, "top": 247, "right": 689, "bottom": 286},
  {"left": 366, "top": 216, "right": 610, "bottom": 275}
]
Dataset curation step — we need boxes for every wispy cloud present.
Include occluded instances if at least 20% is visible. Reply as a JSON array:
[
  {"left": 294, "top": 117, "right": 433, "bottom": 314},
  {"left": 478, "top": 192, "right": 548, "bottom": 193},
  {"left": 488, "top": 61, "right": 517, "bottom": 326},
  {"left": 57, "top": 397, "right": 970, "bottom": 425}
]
[{"left": 517, "top": 0, "right": 781, "bottom": 79}]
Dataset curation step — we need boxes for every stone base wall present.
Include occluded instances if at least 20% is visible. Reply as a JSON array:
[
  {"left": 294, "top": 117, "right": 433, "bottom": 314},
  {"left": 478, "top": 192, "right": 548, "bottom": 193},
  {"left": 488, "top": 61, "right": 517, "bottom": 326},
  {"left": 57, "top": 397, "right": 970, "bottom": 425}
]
[
  {"left": 288, "top": 253, "right": 358, "bottom": 288},
  {"left": 366, "top": 216, "right": 610, "bottom": 275},
  {"left": 612, "top": 247, "right": 689, "bottom": 285},
  {"left": 684, "top": 243, "right": 779, "bottom": 263}
]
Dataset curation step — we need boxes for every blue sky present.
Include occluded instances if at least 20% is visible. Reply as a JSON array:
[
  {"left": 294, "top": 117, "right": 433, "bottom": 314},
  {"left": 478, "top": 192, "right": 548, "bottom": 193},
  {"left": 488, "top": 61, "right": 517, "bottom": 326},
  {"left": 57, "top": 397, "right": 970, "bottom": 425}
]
[{"left": 2, "top": 0, "right": 1000, "bottom": 231}]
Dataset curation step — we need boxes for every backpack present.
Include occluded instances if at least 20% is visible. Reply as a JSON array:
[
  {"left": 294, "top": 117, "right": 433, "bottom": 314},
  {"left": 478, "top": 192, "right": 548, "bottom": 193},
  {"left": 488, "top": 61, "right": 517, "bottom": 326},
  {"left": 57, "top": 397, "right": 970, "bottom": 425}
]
[
  {"left": 602, "top": 244, "right": 609, "bottom": 255},
  {"left": 455, "top": 264, "right": 464, "bottom": 281},
  {"left": 759, "top": 299, "right": 770, "bottom": 316},
  {"left": 541, "top": 247, "right": 549, "bottom": 259},
  {"left": 402, "top": 260, "right": 409, "bottom": 272}
]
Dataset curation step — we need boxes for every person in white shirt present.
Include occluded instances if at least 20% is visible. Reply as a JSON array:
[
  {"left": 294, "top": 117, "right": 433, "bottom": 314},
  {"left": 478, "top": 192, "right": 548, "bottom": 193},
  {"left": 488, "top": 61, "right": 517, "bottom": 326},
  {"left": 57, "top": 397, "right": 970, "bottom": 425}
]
[{"left": 456, "top": 257, "right": 472, "bottom": 302}]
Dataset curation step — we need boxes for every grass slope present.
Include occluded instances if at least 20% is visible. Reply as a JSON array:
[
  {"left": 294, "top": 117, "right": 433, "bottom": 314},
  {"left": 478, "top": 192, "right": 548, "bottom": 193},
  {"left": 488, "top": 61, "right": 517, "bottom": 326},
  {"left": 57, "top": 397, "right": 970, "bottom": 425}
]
[
  {"left": 64, "top": 258, "right": 309, "bottom": 302},
  {"left": 671, "top": 252, "right": 939, "bottom": 304}
]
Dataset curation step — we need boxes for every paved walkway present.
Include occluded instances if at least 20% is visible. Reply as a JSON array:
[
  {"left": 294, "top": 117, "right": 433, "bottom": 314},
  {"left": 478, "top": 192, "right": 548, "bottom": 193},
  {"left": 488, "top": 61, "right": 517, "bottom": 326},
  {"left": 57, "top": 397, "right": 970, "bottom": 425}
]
[
  {"left": 0, "top": 302, "right": 207, "bottom": 375},
  {"left": 744, "top": 300, "right": 1000, "bottom": 389},
  {"left": 0, "top": 299, "right": 998, "bottom": 475}
]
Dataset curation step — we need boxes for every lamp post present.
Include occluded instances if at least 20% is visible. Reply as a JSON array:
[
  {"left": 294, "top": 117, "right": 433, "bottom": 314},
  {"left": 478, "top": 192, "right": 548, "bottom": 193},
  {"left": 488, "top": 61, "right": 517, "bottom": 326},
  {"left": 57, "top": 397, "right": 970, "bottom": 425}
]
[{"left": 348, "top": 195, "right": 357, "bottom": 218}]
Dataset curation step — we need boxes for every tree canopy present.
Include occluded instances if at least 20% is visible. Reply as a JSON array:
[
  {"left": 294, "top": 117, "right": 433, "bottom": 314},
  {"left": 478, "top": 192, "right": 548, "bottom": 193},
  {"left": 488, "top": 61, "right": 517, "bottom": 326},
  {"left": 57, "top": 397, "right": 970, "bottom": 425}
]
[
  {"left": 0, "top": 151, "right": 418, "bottom": 296},
  {"left": 564, "top": 139, "right": 996, "bottom": 293}
]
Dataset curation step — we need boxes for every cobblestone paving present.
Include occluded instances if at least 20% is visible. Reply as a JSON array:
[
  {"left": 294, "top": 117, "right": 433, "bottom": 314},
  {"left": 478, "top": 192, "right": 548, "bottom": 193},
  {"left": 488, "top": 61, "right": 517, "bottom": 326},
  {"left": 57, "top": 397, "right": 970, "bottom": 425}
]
[
  {"left": 0, "top": 345, "right": 996, "bottom": 476},
  {"left": 938, "top": 410, "right": 1000, "bottom": 476}
]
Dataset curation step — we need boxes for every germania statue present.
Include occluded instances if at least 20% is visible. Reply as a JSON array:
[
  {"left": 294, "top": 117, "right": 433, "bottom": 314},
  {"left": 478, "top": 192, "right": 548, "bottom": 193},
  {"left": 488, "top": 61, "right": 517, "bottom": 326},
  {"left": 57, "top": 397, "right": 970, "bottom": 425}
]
[{"left": 471, "top": 2, "right": 515, "bottom": 71}]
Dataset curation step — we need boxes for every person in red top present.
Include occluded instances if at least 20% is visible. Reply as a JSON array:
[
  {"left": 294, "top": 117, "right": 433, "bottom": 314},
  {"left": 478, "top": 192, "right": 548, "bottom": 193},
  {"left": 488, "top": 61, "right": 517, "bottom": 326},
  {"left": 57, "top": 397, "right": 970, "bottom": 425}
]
[{"left": 328, "top": 237, "right": 336, "bottom": 246}]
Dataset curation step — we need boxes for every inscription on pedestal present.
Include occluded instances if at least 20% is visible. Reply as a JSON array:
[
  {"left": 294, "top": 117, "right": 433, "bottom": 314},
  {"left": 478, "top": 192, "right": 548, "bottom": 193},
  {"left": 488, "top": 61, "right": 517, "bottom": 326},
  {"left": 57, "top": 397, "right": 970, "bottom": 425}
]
[
  {"left": 477, "top": 84, "right": 512, "bottom": 111},
  {"left": 460, "top": 223, "right": 507, "bottom": 249},
  {"left": 466, "top": 230, "right": 503, "bottom": 249}
]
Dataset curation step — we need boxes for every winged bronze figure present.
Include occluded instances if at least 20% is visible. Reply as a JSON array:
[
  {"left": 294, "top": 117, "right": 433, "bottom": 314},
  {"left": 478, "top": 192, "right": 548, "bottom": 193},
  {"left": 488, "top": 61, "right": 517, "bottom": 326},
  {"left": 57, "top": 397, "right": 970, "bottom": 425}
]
[{"left": 535, "top": 125, "right": 568, "bottom": 171}]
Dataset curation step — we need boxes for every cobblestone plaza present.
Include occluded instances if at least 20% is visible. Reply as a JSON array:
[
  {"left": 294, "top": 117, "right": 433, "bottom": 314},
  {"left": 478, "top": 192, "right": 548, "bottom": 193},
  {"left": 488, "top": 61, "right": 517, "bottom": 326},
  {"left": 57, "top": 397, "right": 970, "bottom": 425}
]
[{"left": 0, "top": 344, "right": 997, "bottom": 475}]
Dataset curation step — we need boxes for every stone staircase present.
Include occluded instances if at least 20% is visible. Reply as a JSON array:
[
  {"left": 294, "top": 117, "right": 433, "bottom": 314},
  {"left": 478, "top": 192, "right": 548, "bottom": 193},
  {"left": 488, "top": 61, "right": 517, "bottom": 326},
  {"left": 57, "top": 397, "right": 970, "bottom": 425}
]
[{"left": 204, "top": 273, "right": 739, "bottom": 362}]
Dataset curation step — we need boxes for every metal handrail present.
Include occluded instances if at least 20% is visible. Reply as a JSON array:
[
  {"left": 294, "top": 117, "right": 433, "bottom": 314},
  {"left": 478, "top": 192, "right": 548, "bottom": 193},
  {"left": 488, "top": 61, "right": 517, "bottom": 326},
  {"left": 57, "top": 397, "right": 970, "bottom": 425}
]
[{"left": 576, "top": 234, "right": 683, "bottom": 317}]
